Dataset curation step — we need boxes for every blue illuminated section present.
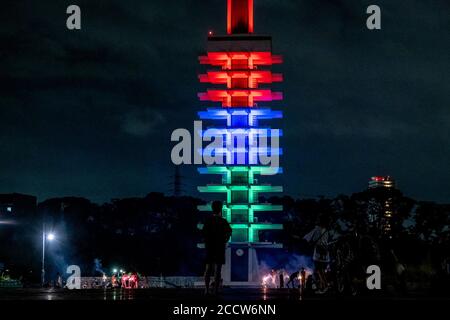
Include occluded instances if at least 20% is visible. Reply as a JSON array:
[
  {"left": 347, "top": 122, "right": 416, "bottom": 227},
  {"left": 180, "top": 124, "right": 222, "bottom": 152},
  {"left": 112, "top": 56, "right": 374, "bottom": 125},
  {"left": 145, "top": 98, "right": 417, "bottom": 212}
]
[
  {"left": 197, "top": 107, "right": 284, "bottom": 166},
  {"left": 200, "top": 128, "right": 283, "bottom": 137},
  {"left": 196, "top": 127, "right": 283, "bottom": 165},
  {"left": 198, "top": 108, "right": 283, "bottom": 127},
  {"left": 198, "top": 166, "right": 284, "bottom": 175}
]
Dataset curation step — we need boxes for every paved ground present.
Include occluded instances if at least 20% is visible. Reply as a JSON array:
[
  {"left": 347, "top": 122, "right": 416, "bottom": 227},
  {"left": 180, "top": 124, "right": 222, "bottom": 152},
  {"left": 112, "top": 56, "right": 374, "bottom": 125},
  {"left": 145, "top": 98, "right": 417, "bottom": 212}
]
[
  {"left": 1, "top": 288, "right": 285, "bottom": 301},
  {"left": 0, "top": 287, "right": 447, "bottom": 301}
]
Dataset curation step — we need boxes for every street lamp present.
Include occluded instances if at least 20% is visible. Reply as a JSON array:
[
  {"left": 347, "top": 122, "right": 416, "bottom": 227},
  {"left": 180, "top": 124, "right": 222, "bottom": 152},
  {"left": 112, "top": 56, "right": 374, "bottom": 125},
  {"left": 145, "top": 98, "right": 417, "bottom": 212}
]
[{"left": 41, "top": 228, "right": 55, "bottom": 286}]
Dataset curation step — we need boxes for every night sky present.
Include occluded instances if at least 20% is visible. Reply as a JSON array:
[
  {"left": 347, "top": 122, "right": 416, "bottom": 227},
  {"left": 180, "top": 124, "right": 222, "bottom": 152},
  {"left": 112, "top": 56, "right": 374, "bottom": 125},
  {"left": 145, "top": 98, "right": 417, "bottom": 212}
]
[{"left": 1, "top": 0, "right": 449, "bottom": 203}]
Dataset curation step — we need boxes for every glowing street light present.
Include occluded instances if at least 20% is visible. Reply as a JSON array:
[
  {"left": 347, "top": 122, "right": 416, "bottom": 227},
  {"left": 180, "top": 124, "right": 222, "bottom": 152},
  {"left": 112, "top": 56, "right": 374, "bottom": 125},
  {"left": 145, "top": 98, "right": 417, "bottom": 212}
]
[{"left": 41, "top": 227, "right": 56, "bottom": 286}]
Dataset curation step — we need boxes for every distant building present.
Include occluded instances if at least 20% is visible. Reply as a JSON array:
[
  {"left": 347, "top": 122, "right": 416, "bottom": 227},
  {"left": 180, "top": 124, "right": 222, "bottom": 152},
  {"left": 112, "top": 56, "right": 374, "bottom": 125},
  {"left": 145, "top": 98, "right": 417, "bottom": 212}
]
[
  {"left": 369, "top": 176, "right": 396, "bottom": 189},
  {"left": 367, "top": 176, "right": 397, "bottom": 238}
]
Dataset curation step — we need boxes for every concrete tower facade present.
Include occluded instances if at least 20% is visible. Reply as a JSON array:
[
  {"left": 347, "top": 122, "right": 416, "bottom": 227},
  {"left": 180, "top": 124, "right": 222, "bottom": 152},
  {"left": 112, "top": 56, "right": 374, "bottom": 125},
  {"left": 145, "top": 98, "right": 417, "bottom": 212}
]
[{"left": 197, "top": 0, "right": 284, "bottom": 285}]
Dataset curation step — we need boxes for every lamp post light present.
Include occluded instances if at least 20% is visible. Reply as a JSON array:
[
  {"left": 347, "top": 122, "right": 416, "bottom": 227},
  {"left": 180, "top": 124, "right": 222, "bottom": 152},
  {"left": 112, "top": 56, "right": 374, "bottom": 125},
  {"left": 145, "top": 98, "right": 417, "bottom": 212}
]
[{"left": 41, "top": 228, "right": 55, "bottom": 287}]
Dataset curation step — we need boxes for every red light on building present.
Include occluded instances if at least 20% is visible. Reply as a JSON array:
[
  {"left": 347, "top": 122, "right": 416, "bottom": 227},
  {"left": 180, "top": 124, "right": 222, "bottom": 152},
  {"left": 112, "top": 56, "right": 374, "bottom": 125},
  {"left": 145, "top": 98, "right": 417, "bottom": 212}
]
[
  {"left": 227, "top": 0, "right": 254, "bottom": 34},
  {"left": 199, "top": 70, "right": 283, "bottom": 88},
  {"left": 198, "top": 89, "right": 282, "bottom": 107},
  {"left": 199, "top": 52, "right": 282, "bottom": 69}
]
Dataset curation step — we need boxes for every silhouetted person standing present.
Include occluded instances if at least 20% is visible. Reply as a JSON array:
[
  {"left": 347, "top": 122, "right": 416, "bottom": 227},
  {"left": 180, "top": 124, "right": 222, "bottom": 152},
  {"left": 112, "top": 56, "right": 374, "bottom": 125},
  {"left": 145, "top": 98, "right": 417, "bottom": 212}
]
[
  {"left": 304, "top": 214, "right": 332, "bottom": 294},
  {"left": 203, "top": 200, "right": 232, "bottom": 295},
  {"left": 55, "top": 272, "right": 62, "bottom": 288},
  {"left": 279, "top": 271, "right": 284, "bottom": 289}
]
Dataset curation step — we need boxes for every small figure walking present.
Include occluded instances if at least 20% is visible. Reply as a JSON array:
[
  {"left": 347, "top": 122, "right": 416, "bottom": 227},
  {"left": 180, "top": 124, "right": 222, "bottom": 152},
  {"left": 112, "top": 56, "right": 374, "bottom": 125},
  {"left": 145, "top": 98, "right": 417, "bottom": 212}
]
[{"left": 286, "top": 270, "right": 300, "bottom": 289}]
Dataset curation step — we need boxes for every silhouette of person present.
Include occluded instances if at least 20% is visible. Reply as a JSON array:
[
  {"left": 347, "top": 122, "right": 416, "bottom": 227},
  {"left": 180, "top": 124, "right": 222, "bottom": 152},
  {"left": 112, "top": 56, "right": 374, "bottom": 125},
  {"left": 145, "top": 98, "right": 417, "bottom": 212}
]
[
  {"left": 286, "top": 270, "right": 299, "bottom": 289},
  {"left": 55, "top": 272, "right": 62, "bottom": 288},
  {"left": 202, "top": 200, "right": 232, "bottom": 295},
  {"left": 279, "top": 271, "right": 284, "bottom": 289},
  {"left": 304, "top": 214, "right": 332, "bottom": 294}
]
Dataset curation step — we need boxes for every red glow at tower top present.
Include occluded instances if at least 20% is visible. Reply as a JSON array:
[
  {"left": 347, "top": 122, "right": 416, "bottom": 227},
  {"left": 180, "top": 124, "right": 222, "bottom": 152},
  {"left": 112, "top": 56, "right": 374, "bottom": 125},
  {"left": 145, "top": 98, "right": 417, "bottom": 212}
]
[{"left": 227, "top": 0, "right": 254, "bottom": 35}]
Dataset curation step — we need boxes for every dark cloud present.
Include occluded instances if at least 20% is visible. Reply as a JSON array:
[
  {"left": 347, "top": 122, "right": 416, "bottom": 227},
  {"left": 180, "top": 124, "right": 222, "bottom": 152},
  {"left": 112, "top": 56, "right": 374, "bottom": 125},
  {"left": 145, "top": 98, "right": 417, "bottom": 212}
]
[
  {"left": 0, "top": 0, "right": 449, "bottom": 203},
  {"left": 121, "top": 108, "right": 166, "bottom": 137}
]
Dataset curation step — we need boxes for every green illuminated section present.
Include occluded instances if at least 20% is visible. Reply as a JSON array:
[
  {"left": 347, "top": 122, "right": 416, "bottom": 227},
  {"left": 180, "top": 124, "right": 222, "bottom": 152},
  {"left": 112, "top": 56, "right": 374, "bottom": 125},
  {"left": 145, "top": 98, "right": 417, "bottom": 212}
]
[
  {"left": 198, "top": 203, "right": 282, "bottom": 227},
  {"left": 198, "top": 166, "right": 283, "bottom": 244},
  {"left": 197, "top": 222, "right": 283, "bottom": 243},
  {"left": 199, "top": 166, "right": 282, "bottom": 185},
  {"left": 197, "top": 185, "right": 282, "bottom": 205}
]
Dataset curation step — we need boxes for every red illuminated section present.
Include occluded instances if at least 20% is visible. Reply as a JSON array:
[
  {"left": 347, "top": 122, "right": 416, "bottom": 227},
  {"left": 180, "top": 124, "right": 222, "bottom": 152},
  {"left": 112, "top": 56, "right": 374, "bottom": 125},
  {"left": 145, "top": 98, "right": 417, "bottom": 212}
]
[
  {"left": 199, "top": 71, "right": 283, "bottom": 89},
  {"left": 199, "top": 51, "right": 283, "bottom": 107},
  {"left": 200, "top": 52, "right": 282, "bottom": 69},
  {"left": 228, "top": 0, "right": 254, "bottom": 34},
  {"left": 200, "top": 3, "right": 283, "bottom": 109},
  {"left": 199, "top": 89, "right": 282, "bottom": 108}
]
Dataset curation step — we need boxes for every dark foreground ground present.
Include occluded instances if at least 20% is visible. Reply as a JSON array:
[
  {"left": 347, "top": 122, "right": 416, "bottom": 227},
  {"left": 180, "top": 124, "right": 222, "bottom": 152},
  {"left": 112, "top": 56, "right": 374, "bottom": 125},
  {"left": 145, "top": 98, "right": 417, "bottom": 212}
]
[{"left": 0, "top": 287, "right": 448, "bottom": 301}]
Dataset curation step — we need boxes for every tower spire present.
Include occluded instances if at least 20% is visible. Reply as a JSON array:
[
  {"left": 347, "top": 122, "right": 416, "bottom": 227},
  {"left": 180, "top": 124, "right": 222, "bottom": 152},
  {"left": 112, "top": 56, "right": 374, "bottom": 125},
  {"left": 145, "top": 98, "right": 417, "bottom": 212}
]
[{"left": 227, "top": 0, "right": 254, "bottom": 34}]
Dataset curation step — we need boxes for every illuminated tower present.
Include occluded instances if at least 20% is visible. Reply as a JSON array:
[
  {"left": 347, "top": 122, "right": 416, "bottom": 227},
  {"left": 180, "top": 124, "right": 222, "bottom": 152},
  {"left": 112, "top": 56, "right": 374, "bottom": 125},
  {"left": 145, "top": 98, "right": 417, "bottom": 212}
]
[
  {"left": 368, "top": 176, "right": 397, "bottom": 238},
  {"left": 197, "top": 0, "right": 284, "bottom": 285}
]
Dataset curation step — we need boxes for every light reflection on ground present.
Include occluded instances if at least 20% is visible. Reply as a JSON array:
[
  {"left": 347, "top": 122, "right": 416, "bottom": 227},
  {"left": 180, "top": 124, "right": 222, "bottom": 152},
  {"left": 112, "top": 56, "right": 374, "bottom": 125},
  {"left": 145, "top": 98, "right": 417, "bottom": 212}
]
[{"left": 0, "top": 288, "right": 444, "bottom": 301}]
